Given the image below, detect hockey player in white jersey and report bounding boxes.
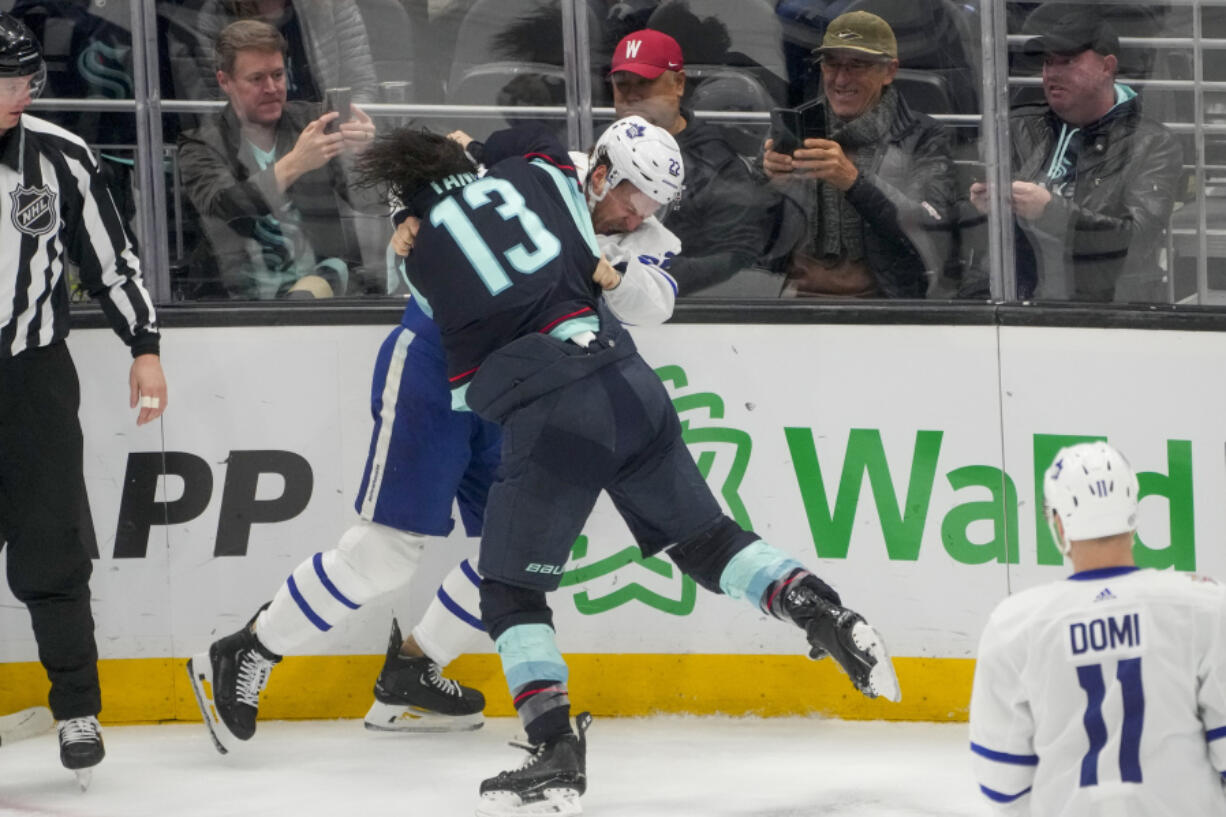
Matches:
[969,441,1226,817]
[361,116,686,732]
[186,118,687,750]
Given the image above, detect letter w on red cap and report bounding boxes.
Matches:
[609,29,684,79]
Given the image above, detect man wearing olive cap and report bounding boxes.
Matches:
[762,10,955,299]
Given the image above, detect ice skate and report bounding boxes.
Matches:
[773,571,901,702]
[364,619,485,733]
[476,712,592,817]
[0,706,53,746]
[58,715,103,789]
[186,612,282,754]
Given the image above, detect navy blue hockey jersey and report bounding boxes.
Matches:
[404,147,603,405]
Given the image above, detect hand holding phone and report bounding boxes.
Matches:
[323,87,352,134]
[798,100,827,143]
[769,107,804,155]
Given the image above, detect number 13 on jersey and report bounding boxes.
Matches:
[430,177,562,295]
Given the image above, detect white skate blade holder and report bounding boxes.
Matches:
[74,768,92,792]
[364,700,484,734]
[186,654,240,755]
[0,706,54,745]
[852,621,902,703]
[476,788,583,817]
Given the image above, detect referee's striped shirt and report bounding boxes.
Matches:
[0,114,159,360]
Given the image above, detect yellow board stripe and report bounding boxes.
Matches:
[0,655,974,724]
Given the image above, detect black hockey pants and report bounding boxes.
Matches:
[0,342,100,720]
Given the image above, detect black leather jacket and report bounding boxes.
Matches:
[664,109,775,295]
[961,96,1183,302]
[1011,97,1183,302]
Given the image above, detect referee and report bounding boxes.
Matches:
[0,12,167,781]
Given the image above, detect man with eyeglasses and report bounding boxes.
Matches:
[963,11,1182,303]
[762,11,954,299]
[0,11,166,786]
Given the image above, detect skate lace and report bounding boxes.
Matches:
[425,662,462,698]
[498,739,547,775]
[236,651,276,707]
[58,717,99,745]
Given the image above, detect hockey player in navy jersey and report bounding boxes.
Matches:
[970,441,1226,816]
[352,126,899,816]
[185,118,689,752]
[361,118,685,732]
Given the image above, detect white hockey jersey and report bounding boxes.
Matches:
[969,566,1226,817]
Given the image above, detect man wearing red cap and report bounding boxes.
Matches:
[608,29,774,296]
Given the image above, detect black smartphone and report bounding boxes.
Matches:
[769,107,804,154]
[323,87,352,133]
[798,99,826,142]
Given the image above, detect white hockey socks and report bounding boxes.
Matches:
[411,557,486,667]
[256,520,428,656]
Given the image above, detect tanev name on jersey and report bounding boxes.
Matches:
[1069,612,1141,657]
[430,173,477,195]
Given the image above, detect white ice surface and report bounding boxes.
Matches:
[0,717,990,817]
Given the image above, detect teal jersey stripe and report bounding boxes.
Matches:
[450,381,470,412]
[407,277,434,319]
[719,540,802,603]
[496,623,570,689]
[530,158,600,258]
[548,315,602,343]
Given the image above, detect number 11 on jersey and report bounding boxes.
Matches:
[1077,657,1145,786]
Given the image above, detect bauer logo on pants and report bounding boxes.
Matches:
[10,184,57,236]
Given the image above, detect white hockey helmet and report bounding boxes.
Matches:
[1043,441,1139,556]
[591,115,685,207]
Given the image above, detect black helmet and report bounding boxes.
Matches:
[0,13,46,97]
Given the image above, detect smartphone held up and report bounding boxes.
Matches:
[769,100,826,155]
[324,86,352,134]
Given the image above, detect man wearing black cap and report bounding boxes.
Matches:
[964,11,1182,302]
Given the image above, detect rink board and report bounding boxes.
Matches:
[0,322,1221,723]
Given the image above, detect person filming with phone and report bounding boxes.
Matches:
[178,20,378,299]
[762,11,953,299]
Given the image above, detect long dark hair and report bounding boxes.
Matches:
[352,127,476,208]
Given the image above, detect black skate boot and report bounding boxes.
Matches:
[767,569,901,703]
[58,715,104,790]
[477,712,592,817]
[363,618,485,733]
[186,606,282,754]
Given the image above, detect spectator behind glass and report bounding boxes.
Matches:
[609,28,775,296]
[164,0,377,104]
[961,11,1183,303]
[177,19,378,299]
[762,11,954,299]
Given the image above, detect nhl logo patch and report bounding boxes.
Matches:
[10,184,58,237]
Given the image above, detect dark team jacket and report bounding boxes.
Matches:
[177,101,363,297]
[403,129,630,417]
[664,109,774,295]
